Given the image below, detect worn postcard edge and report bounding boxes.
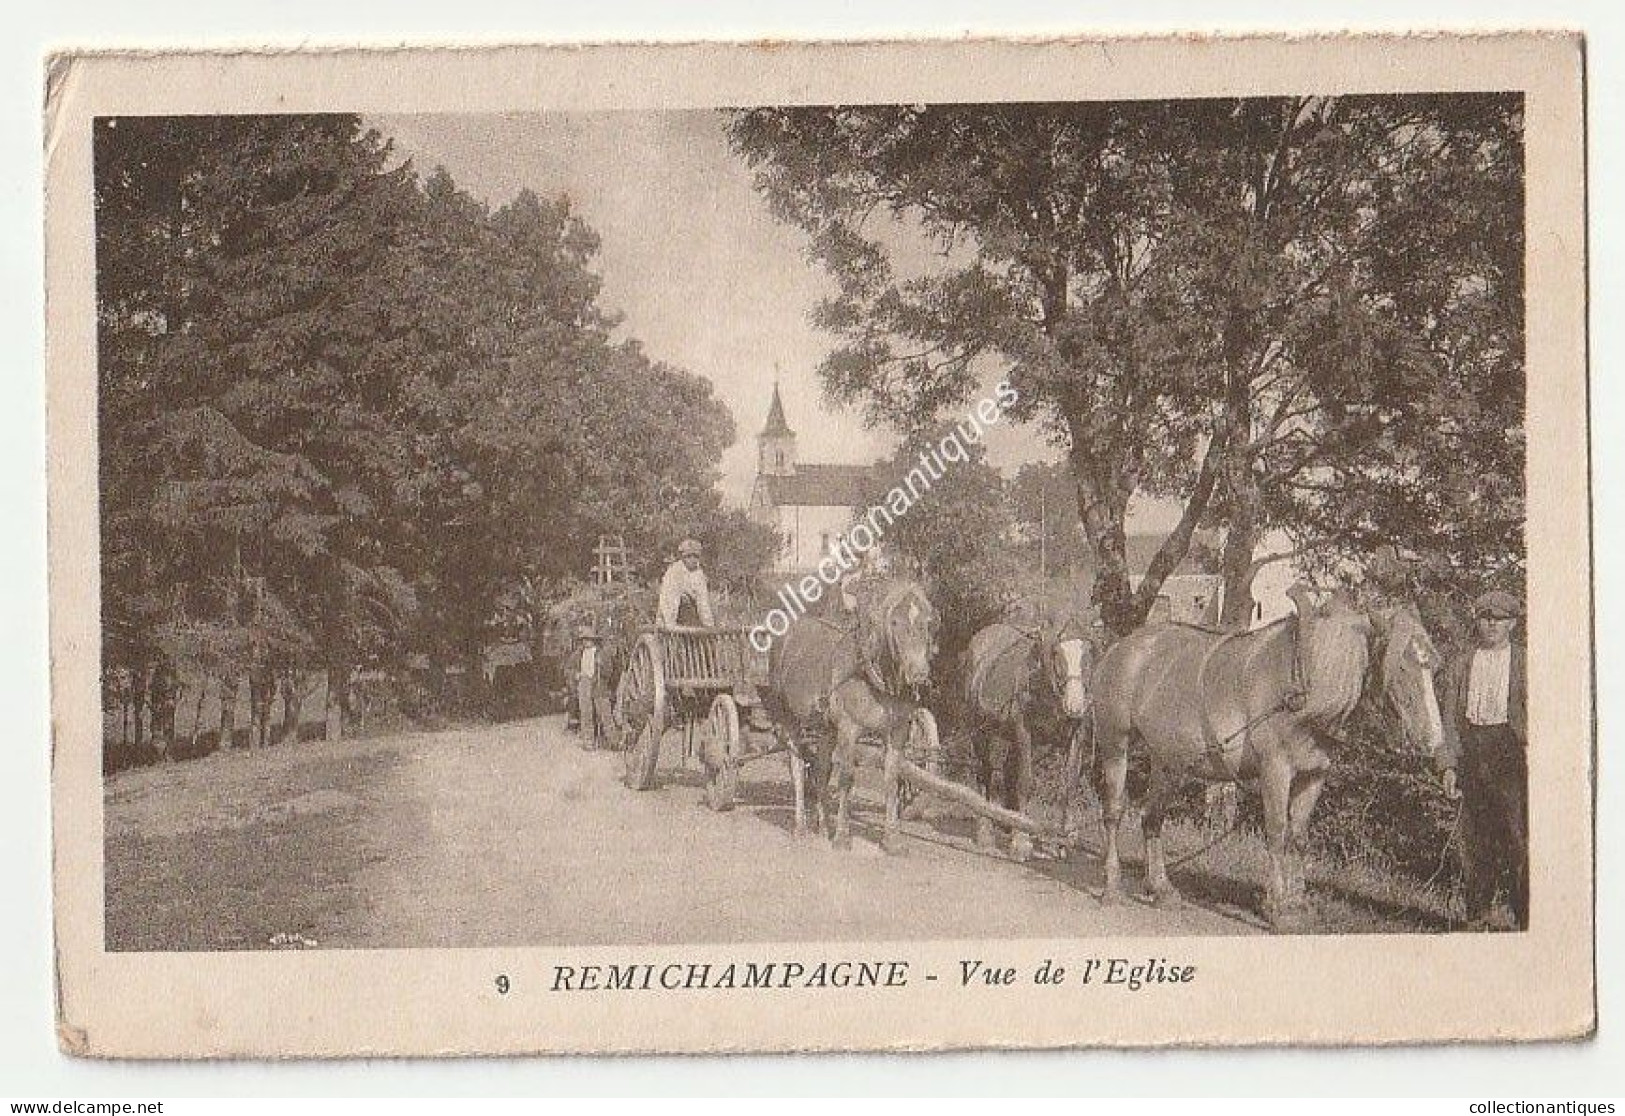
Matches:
[43,32,1594,1058]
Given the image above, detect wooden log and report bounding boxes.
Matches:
[736,736,788,762]
[894,755,1068,843]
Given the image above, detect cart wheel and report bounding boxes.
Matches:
[704,694,741,812]
[619,635,666,791]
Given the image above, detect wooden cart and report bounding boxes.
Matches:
[612,626,780,811]
[612,625,1069,856]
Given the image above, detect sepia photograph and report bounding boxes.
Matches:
[45,34,1592,1056]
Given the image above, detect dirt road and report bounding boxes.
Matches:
[105,716,1259,950]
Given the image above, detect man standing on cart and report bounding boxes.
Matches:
[658,537,715,629]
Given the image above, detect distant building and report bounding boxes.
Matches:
[1111,533,1295,630]
[748,383,880,573]
[1136,572,1226,627]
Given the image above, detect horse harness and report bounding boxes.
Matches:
[802,610,895,705]
[1193,618,1308,780]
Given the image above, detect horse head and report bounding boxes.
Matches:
[1371,603,1446,758]
[864,579,939,692]
[1038,611,1094,720]
[1290,584,1445,756]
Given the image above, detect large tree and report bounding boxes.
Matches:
[96,115,769,750]
[1145,96,1524,625]
[730,104,1224,634]
[861,426,1022,660]
[96,115,423,731]
[1258,98,1526,623]
[729,98,1524,634]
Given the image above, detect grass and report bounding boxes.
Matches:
[1154,815,1459,933]
[104,739,407,951]
[992,745,1464,934]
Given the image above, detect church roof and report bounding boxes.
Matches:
[760,382,794,437]
[759,462,878,508]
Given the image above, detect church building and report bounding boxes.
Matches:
[747,384,878,574]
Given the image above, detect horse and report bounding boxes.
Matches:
[762,577,939,850]
[962,611,1095,859]
[1090,584,1444,930]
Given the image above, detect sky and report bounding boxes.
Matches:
[368,110,1064,506]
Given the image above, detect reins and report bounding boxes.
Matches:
[1194,616,1317,778]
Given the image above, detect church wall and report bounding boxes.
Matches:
[776,503,860,573]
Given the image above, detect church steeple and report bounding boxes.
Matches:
[762,381,792,437]
[757,379,797,477]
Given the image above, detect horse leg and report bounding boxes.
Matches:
[1097,736,1130,906]
[1141,765,1187,910]
[1062,714,1090,844]
[812,727,838,844]
[973,722,998,851]
[881,721,907,856]
[1285,769,1326,918]
[786,728,809,838]
[807,722,835,840]
[1260,760,1298,931]
[830,716,860,851]
[1005,714,1035,862]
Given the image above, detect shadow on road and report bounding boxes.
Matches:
[727,764,1268,932]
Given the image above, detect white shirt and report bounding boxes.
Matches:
[658,561,715,627]
[577,645,598,681]
[1465,645,1513,726]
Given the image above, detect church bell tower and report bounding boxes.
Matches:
[757,381,797,477]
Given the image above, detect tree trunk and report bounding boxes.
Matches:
[187,679,208,756]
[129,665,149,762]
[279,670,304,744]
[150,669,177,760]
[1220,455,1263,629]
[218,675,239,751]
[324,664,348,742]
[1218,338,1261,631]
[1067,430,1139,636]
[1077,477,1137,636]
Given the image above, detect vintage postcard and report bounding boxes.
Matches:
[46,33,1592,1057]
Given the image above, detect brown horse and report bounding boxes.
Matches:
[1091,586,1444,930]
[962,612,1095,859]
[762,578,939,850]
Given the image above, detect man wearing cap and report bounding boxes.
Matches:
[1437,589,1528,930]
[658,538,715,629]
[574,626,604,744]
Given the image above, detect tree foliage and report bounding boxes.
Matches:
[861,427,1022,661]
[96,114,767,750]
[729,97,1524,634]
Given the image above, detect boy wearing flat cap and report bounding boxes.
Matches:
[1437,589,1528,930]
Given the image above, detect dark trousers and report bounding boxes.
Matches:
[1459,723,1528,929]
